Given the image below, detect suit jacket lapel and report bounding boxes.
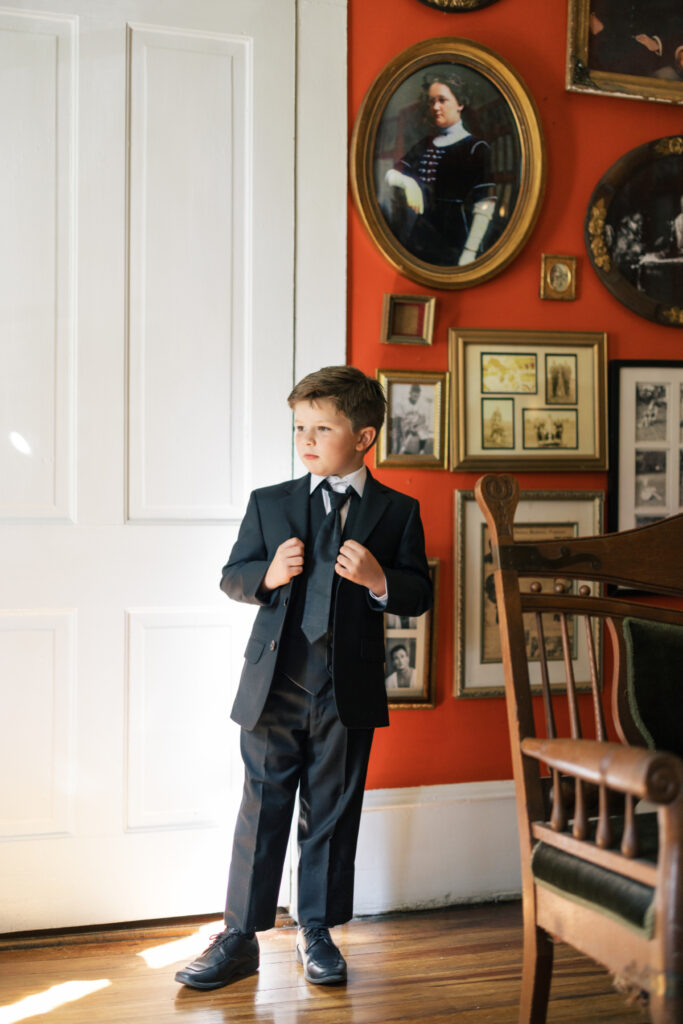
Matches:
[348,470,391,546]
[281,474,310,542]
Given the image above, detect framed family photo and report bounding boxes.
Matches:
[586,136,683,328]
[566,0,683,106]
[376,369,449,469]
[385,558,440,709]
[454,489,604,697]
[380,293,436,345]
[448,329,608,470]
[608,359,683,532]
[350,37,545,290]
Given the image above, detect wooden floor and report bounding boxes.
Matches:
[0,902,648,1024]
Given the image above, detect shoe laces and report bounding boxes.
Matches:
[304,926,332,948]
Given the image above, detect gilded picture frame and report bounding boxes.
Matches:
[566,0,683,106]
[385,558,440,709]
[454,489,604,697]
[415,0,501,9]
[586,136,683,329]
[380,293,436,345]
[448,329,608,470]
[540,253,577,301]
[608,359,683,533]
[376,369,449,469]
[350,37,546,290]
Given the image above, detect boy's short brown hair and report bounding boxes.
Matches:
[288,365,386,435]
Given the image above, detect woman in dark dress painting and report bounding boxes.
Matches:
[385,70,496,266]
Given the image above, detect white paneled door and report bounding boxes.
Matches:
[0,0,297,931]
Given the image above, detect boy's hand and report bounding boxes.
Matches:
[262,538,304,591]
[335,540,386,595]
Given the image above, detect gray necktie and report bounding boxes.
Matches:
[301,482,350,644]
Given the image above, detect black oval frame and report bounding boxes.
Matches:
[585,136,683,328]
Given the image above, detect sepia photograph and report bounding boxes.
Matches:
[522,409,578,450]
[481,398,514,449]
[384,558,440,708]
[481,353,536,394]
[545,354,578,405]
[540,254,577,301]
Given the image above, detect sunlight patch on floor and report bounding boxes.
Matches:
[0,979,111,1024]
[137,920,222,969]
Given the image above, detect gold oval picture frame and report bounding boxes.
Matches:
[350,38,546,290]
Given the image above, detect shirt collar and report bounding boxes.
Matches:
[309,463,367,498]
[433,120,470,147]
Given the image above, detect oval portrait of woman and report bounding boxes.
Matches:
[350,40,545,289]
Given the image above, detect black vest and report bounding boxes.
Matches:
[276,484,359,694]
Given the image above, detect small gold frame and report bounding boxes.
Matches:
[376,369,449,469]
[540,254,577,301]
[380,293,436,345]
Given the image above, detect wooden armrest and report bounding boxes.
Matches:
[520,737,682,804]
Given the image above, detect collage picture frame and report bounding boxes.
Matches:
[608,359,683,532]
[384,558,440,709]
[448,328,608,471]
[454,489,604,698]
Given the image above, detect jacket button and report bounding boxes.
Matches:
[269,640,277,651]
[283,597,288,606]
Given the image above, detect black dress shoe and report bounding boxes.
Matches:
[296,926,347,985]
[175,928,259,990]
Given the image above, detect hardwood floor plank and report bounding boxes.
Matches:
[0,904,648,1024]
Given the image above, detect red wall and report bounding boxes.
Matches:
[348,0,683,790]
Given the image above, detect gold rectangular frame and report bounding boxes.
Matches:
[376,369,449,469]
[566,0,683,106]
[540,253,577,301]
[385,558,440,710]
[448,329,608,471]
[454,488,604,698]
[380,293,436,345]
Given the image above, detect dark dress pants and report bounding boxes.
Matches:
[224,672,374,932]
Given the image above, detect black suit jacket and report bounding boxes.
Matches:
[221,470,432,730]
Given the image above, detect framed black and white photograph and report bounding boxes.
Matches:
[385,558,439,709]
[380,293,436,345]
[608,360,683,531]
[454,490,604,697]
[376,369,448,469]
[448,329,608,470]
[586,136,683,328]
[567,0,683,106]
[350,37,545,290]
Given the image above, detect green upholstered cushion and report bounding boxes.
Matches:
[532,840,655,937]
[623,617,683,758]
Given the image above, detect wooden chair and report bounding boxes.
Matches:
[475,474,683,1024]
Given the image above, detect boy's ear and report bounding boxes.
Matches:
[356,426,377,452]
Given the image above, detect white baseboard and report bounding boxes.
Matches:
[353,780,521,916]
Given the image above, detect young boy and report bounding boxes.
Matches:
[175,365,432,990]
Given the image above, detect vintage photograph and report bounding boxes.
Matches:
[586,136,683,328]
[481,398,514,449]
[635,382,669,441]
[540,254,577,301]
[376,369,448,469]
[455,489,604,697]
[380,293,435,345]
[449,329,607,471]
[546,354,578,404]
[384,558,439,708]
[350,38,545,289]
[608,360,683,531]
[481,353,536,393]
[567,0,683,105]
[635,449,667,507]
[481,522,577,665]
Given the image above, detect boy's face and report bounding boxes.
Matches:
[293,398,375,478]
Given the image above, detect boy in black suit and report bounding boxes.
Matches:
[176,366,432,990]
